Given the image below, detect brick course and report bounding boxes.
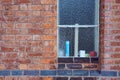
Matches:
[0,0,120,79]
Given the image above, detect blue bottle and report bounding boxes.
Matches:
[66,41,70,57]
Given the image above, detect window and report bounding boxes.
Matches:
[58,0,99,57]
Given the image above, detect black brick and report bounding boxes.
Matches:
[58,64,65,69]
[84,77,97,80]
[67,64,82,69]
[54,77,68,80]
[58,58,73,63]
[70,77,82,80]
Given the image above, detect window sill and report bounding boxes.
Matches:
[58,57,99,63]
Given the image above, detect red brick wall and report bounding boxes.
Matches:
[0,0,120,80]
[100,0,120,71]
[0,0,57,70]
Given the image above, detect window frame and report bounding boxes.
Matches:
[57,0,100,58]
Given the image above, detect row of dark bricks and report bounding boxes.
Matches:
[0,70,119,77]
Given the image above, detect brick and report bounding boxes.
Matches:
[41,35,56,40]
[1,0,14,4]
[28,77,42,80]
[28,5,44,10]
[0,70,10,76]
[19,29,28,34]
[70,77,82,80]
[20,64,28,70]
[3,41,19,47]
[0,5,5,10]
[84,63,99,70]
[16,58,31,64]
[73,70,89,76]
[16,0,31,4]
[110,17,120,23]
[32,11,41,16]
[1,47,15,52]
[67,64,82,69]
[18,17,28,22]
[41,46,55,52]
[49,64,56,70]
[2,11,15,17]
[58,64,65,69]
[28,29,43,34]
[90,70,100,76]
[5,5,19,10]
[44,29,57,35]
[24,70,39,76]
[2,59,15,63]
[74,58,90,63]
[5,52,18,58]
[28,64,44,70]
[0,64,5,70]
[41,70,56,76]
[100,3,109,11]
[28,41,42,46]
[20,4,28,10]
[18,46,32,52]
[16,11,31,17]
[0,29,5,34]
[41,11,56,17]
[0,77,4,80]
[101,71,117,76]
[28,52,42,57]
[57,70,72,76]
[12,70,22,76]
[111,4,120,10]
[6,29,19,34]
[16,35,32,40]
[43,77,53,80]
[54,77,68,80]
[16,23,33,29]
[2,22,14,28]
[6,63,19,69]
[116,0,120,3]
[1,35,15,40]
[58,58,73,63]
[84,77,97,80]
[41,58,56,64]
[41,23,54,29]
[41,0,55,4]
[32,0,41,4]
[110,65,120,70]
[111,42,120,46]
[19,76,27,80]
[5,76,19,80]
[28,17,44,23]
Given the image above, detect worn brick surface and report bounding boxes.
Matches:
[0,0,120,79]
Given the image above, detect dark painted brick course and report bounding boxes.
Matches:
[101,71,117,76]
[57,70,72,76]
[24,70,39,76]
[84,77,97,80]
[90,70,100,76]
[91,58,99,63]
[67,64,82,69]
[41,70,56,76]
[58,58,73,63]
[54,77,68,80]
[74,58,90,63]
[73,70,89,76]
[0,70,10,76]
[70,77,82,80]
[12,70,22,76]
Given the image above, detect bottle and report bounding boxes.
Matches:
[66,41,70,57]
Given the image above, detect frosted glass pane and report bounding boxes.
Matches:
[78,28,95,53]
[59,0,95,25]
[58,28,75,56]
